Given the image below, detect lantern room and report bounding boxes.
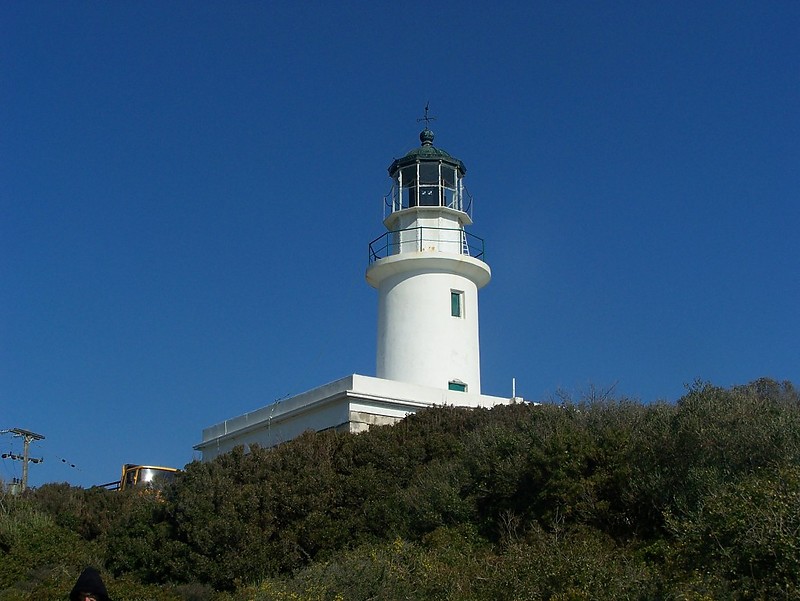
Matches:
[386,128,470,214]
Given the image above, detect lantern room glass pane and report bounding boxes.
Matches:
[401,165,417,186]
[419,163,438,183]
[401,165,417,207]
[418,163,440,206]
[441,165,457,208]
[441,165,455,187]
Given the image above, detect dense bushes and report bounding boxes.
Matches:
[1,378,798,600]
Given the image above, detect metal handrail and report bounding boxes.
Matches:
[368,226,485,264]
[382,184,474,219]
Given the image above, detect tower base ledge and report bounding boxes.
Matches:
[366,252,491,289]
[194,374,514,461]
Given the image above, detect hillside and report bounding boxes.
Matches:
[1,378,798,600]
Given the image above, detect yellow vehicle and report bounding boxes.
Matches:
[117,464,179,491]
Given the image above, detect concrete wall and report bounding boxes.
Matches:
[195,374,513,461]
[367,253,490,394]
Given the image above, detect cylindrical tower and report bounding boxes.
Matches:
[366,128,491,394]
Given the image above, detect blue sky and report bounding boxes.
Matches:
[2,2,798,488]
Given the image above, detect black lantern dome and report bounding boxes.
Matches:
[387,129,468,211]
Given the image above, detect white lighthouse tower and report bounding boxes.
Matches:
[196,121,514,462]
[367,125,491,394]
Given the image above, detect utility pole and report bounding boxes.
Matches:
[1,428,44,492]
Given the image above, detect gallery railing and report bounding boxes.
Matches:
[368,226,485,264]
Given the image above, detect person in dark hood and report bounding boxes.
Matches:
[69,567,110,601]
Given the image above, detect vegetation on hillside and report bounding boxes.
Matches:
[1,378,798,600]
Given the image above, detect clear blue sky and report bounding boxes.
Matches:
[2,2,798,488]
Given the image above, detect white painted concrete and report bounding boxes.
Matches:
[195,374,513,461]
[367,194,491,394]
[367,252,490,393]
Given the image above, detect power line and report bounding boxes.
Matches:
[1,428,45,492]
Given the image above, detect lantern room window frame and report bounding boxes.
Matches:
[393,160,464,212]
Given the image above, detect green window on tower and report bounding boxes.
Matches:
[448,381,467,392]
[451,290,463,317]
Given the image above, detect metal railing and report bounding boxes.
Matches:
[368,226,485,264]
[382,184,474,219]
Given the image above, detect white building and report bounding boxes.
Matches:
[195,126,516,461]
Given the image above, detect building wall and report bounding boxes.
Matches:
[376,269,481,392]
[368,253,490,394]
[195,374,514,461]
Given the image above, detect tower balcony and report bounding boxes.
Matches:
[368,226,485,264]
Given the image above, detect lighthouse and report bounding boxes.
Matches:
[367,126,491,394]
[196,121,513,462]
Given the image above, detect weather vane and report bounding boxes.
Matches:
[417,102,436,129]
